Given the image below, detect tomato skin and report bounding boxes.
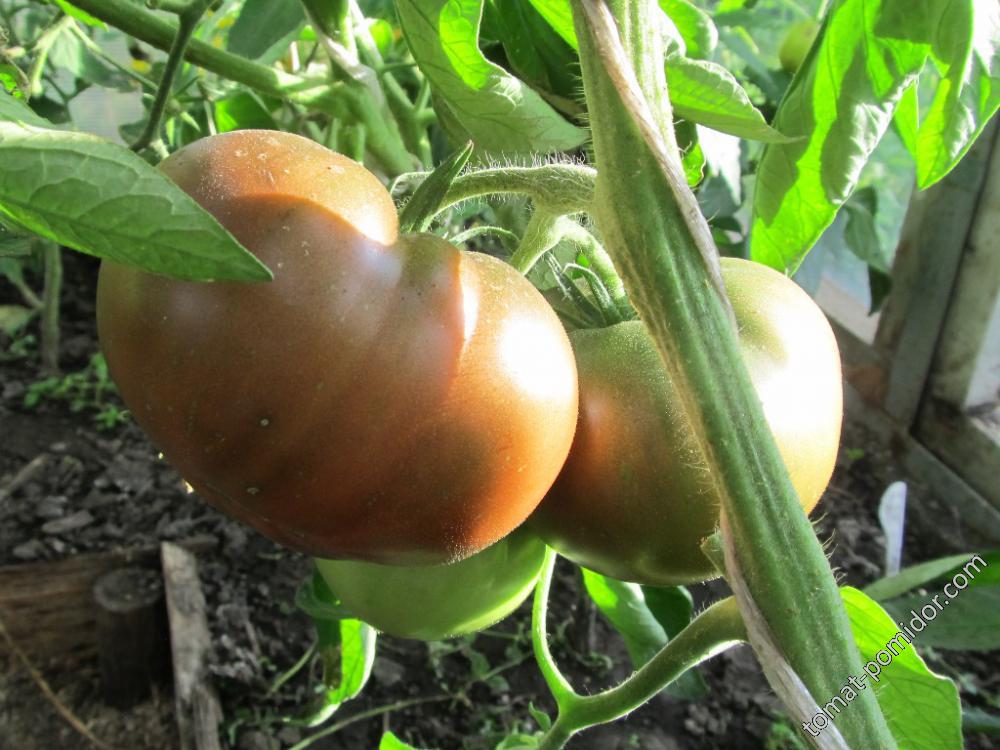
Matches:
[314,529,547,640]
[96,130,578,565]
[529,258,843,585]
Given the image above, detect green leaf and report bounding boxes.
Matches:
[300,0,349,38]
[642,584,708,699]
[841,587,962,750]
[867,552,1000,651]
[397,0,586,155]
[716,26,788,103]
[305,572,377,709]
[0,120,271,282]
[676,119,705,186]
[666,55,792,142]
[659,0,717,59]
[582,568,668,667]
[527,702,551,731]
[379,732,430,750]
[316,616,377,702]
[751,0,941,272]
[752,0,976,271]
[0,65,26,100]
[213,92,277,133]
[50,0,106,28]
[495,734,540,750]
[865,552,1000,601]
[914,0,1000,188]
[842,187,890,274]
[50,28,132,92]
[484,0,579,103]
[525,0,576,49]
[228,0,305,63]
[715,0,750,11]
[893,80,920,162]
[751,0,937,273]
[295,570,357,621]
[399,142,473,233]
[0,90,53,129]
[881,588,1000,651]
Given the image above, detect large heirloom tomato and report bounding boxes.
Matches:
[96,130,578,565]
[315,529,547,640]
[530,258,842,585]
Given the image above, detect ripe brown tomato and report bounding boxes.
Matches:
[96,130,578,565]
[529,258,843,585]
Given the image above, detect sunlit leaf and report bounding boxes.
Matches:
[751,0,937,272]
[842,587,962,750]
[0,111,270,282]
[398,0,585,154]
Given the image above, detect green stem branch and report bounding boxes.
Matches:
[556,218,627,311]
[571,1,894,747]
[531,549,579,710]
[510,210,563,275]
[288,695,450,750]
[440,165,596,216]
[536,597,746,750]
[130,0,211,153]
[67,0,414,175]
[26,14,73,99]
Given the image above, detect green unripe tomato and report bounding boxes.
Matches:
[314,530,547,640]
[779,19,820,73]
[529,258,843,586]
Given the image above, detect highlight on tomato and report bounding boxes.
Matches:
[96,130,579,566]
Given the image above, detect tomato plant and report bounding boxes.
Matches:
[95,129,578,566]
[2,0,995,748]
[530,258,843,585]
[314,528,547,640]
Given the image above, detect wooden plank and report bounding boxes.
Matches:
[0,536,215,665]
[94,566,170,708]
[928,119,1000,410]
[831,318,890,407]
[917,399,1000,511]
[844,386,1000,548]
[0,546,160,665]
[874,120,998,427]
[162,541,222,750]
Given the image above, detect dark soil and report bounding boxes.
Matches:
[0,252,996,750]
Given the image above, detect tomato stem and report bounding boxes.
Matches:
[129,0,213,155]
[67,0,416,176]
[535,597,746,749]
[287,695,452,750]
[531,549,579,711]
[555,220,627,311]
[572,1,896,747]
[440,164,596,216]
[510,210,564,275]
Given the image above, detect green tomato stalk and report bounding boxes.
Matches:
[570,0,895,747]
